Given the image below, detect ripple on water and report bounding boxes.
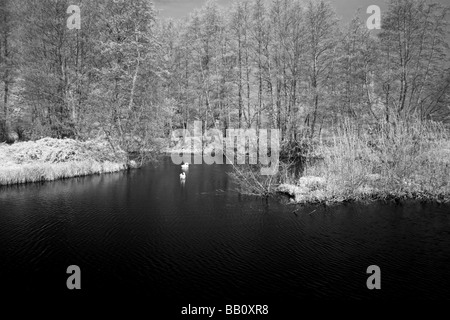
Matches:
[1,159,450,300]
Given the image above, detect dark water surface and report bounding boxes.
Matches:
[1,157,450,307]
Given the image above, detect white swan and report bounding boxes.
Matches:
[180,172,186,179]
[181,162,189,169]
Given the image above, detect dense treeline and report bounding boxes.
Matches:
[0,0,172,160]
[168,0,450,138]
[1,0,449,152]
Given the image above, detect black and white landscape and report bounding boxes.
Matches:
[0,0,449,315]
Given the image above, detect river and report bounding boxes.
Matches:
[1,156,449,306]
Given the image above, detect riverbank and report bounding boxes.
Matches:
[278,120,450,204]
[0,138,129,186]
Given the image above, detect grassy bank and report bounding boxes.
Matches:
[0,138,129,186]
[278,119,450,204]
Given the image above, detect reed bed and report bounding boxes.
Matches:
[0,138,128,186]
[279,119,450,204]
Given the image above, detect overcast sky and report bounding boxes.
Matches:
[153,0,450,27]
[153,0,387,23]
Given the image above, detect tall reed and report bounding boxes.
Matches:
[302,118,450,202]
[0,138,129,186]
